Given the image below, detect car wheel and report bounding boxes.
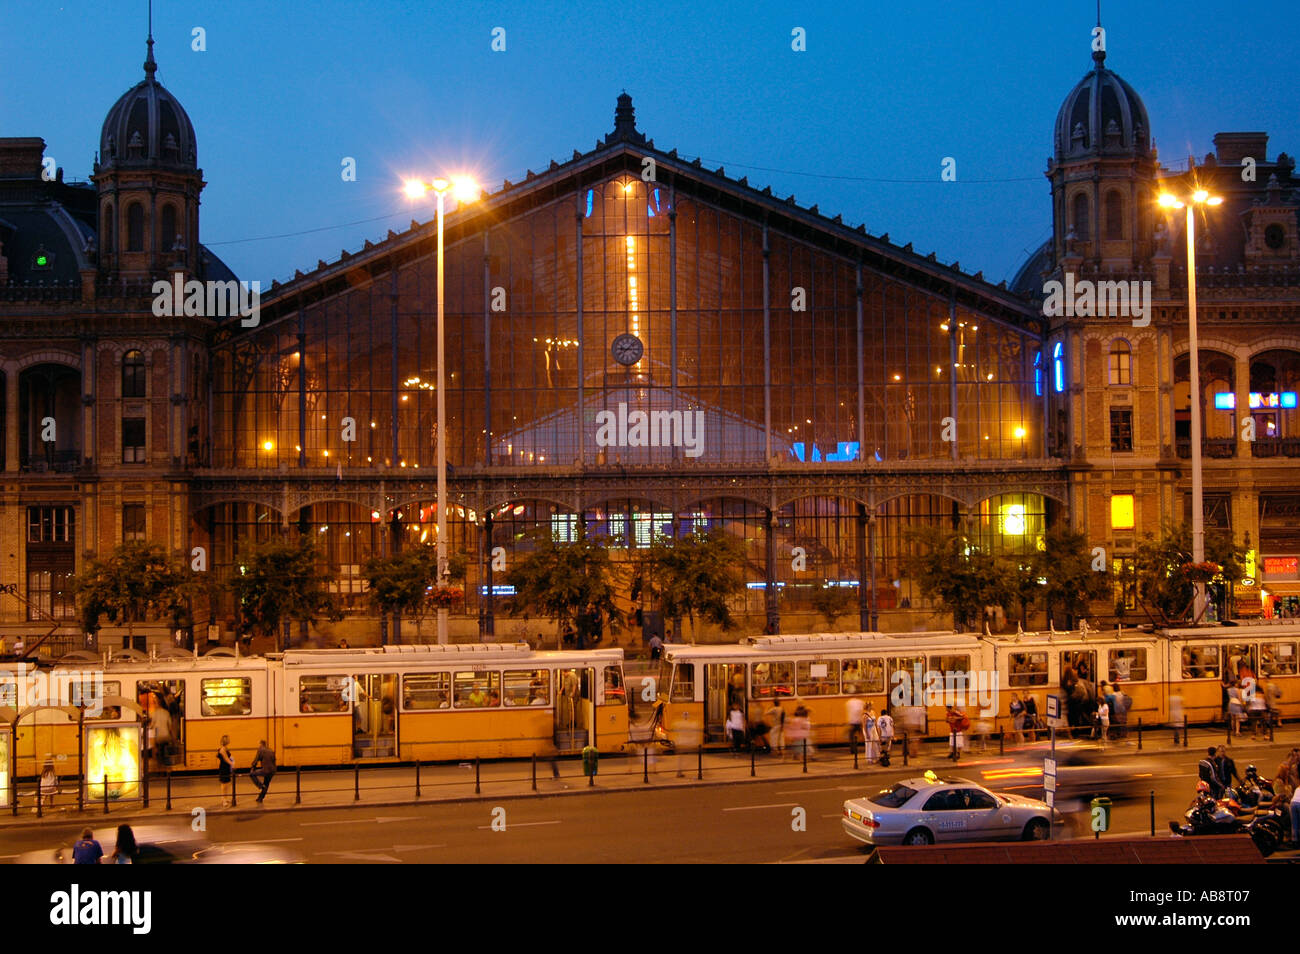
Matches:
[1022,818,1050,841]
[902,827,934,846]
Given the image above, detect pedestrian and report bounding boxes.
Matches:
[725,704,747,752]
[111,825,136,864]
[945,705,969,761]
[787,704,813,761]
[37,760,59,812]
[1215,745,1242,792]
[1169,692,1185,745]
[1111,682,1129,740]
[217,735,235,807]
[846,695,865,748]
[1009,692,1025,746]
[72,827,103,864]
[1022,694,1038,743]
[1247,681,1268,739]
[764,696,786,757]
[877,709,895,762]
[1227,684,1244,737]
[250,739,276,803]
[647,632,664,661]
[862,705,881,765]
[338,639,349,649]
[1096,696,1110,750]
[1198,746,1222,798]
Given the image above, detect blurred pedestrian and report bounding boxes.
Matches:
[1215,745,1241,792]
[1022,694,1039,743]
[726,704,747,752]
[1009,692,1025,746]
[764,696,786,756]
[111,825,136,864]
[38,761,59,812]
[877,709,895,761]
[217,735,235,807]
[1111,682,1129,740]
[1096,695,1110,750]
[945,705,969,761]
[1248,681,1268,739]
[787,704,813,761]
[1198,747,1223,799]
[1169,692,1186,745]
[72,828,102,865]
[647,632,664,661]
[1227,684,1244,737]
[846,695,865,748]
[250,739,276,803]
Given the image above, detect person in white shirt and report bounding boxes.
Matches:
[725,705,747,752]
[1096,699,1109,750]
[862,706,881,764]
[877,710,895,758]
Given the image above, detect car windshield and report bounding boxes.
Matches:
[867,783,918,808]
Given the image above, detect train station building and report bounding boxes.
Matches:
[1,33,1297,646]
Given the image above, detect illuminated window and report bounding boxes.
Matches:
[1214,392,1236,410]
[1000,503,1027,535]
[1110,494,1135,531]
[1033,349,1042,396]
[1053,342,1065,393]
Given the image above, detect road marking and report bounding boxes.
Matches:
[722,802,800,812]
[297,817,417,827]
[773,786,851,794]
[393,844,445,851]
[475,820,561,829]
[222,838,304,846]
[315,850,403,862]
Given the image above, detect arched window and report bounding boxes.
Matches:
[1033,349,1043,396]
[122,350,145,398]
[1072,193,1090,241]
[1053,342,1066,393]
[1109,339,1131,385]
[1105,191,1124,240]
[126,202,144,252]
[160,204,177,255]
[102,203,114,254]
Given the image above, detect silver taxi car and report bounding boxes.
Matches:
[842,772,1056,846]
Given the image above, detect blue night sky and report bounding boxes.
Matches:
[2,0,1296,288]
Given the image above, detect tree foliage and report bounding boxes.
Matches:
[503,529,623,648]
[363,544,440,621]
[1132,523,1244,625]
[73,542,196,635]
[811,582,856,629]
[228,537,342,641]
[905,525,1011,631]
[641,529,747,640]
[1038,526,1111,626]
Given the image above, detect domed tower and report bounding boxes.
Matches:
[92,33,204,279]
[1047,31,1159,273]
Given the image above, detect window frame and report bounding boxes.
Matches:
[199,677,252,717]
[401,672,451,711]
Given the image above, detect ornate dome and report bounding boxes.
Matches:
[98,38,197,170]
[1053,47,1151,161]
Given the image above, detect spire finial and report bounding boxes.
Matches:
[144,0,157,80]
[1091,4,1106,70]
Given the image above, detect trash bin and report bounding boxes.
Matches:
[1090,796,1112,834]
[581,745,599,777]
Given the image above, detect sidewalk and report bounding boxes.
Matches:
[4,723,1293,828]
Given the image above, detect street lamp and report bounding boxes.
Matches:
[404,174,479,644]
[1159,188,1224,622]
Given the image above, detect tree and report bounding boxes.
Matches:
[364,545,471,641]
[811,582,856,630]
[227,537,342,647]
[1038,526,1111,627]
[1132,523,1244,625]
[503,528,623,649]
[73,542,197,643]
[641,529,747,642]
[905,525,1011,631]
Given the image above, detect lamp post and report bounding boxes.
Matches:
[405,175,478,644]
[1159,189,1223,623]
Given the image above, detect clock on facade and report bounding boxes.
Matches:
[611,333,643,366]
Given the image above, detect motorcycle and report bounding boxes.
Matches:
[1169,792,1283,856]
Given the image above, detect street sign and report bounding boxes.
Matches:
[1044,758,1057,776]
[1045,790,1054,808]
[1046,694,1061,720]
[1044,772,1057,793]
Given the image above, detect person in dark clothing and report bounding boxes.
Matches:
[1198,746,1223,798]
[250,740,276,803]
[1215,745,1242,792]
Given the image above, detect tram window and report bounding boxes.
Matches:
[601,665,626,705]
[840,658,884,694]
[503,670,548,706]
[669,663,696,703]
[0,678,15,707]
[1107,649,1147,683]
[797,660,839,696]
[1226,644,1256,680]
[751,661,794,698]
[89,681,121,720]
[200,678,252,716]
[1059,651,1097,684]
[453,671,501,708]
[1181,646,1220,680]
[299,675,350,713]
[929,655,971,679]
[402,673,450,710]
[1260,642,1298,676]
[1008,652,1048,687]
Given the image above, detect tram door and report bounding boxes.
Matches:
[137,679,185,766]
[554,667,594,751]
[351,673,397,758]
[705,663,746,742]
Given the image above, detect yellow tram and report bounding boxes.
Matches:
[5,643,629,778]
[658,624,1300,747]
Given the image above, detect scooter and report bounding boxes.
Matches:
[1169,792,1283,856]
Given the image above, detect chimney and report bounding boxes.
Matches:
[1213,132,1268,166]
[0,137,47,179]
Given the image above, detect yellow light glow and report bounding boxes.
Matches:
[1014,426,1027,439]
[1193,189,1209,203]
[262,440,274,451]
[1001,503,1026,535]
[623,182,634,193]
[1207,196,1224,206]
[1158,194,1183,208]
[404,179,428,199]
[450,176,479,203]
[1111,494,1135,531]
[432,177,449,193]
